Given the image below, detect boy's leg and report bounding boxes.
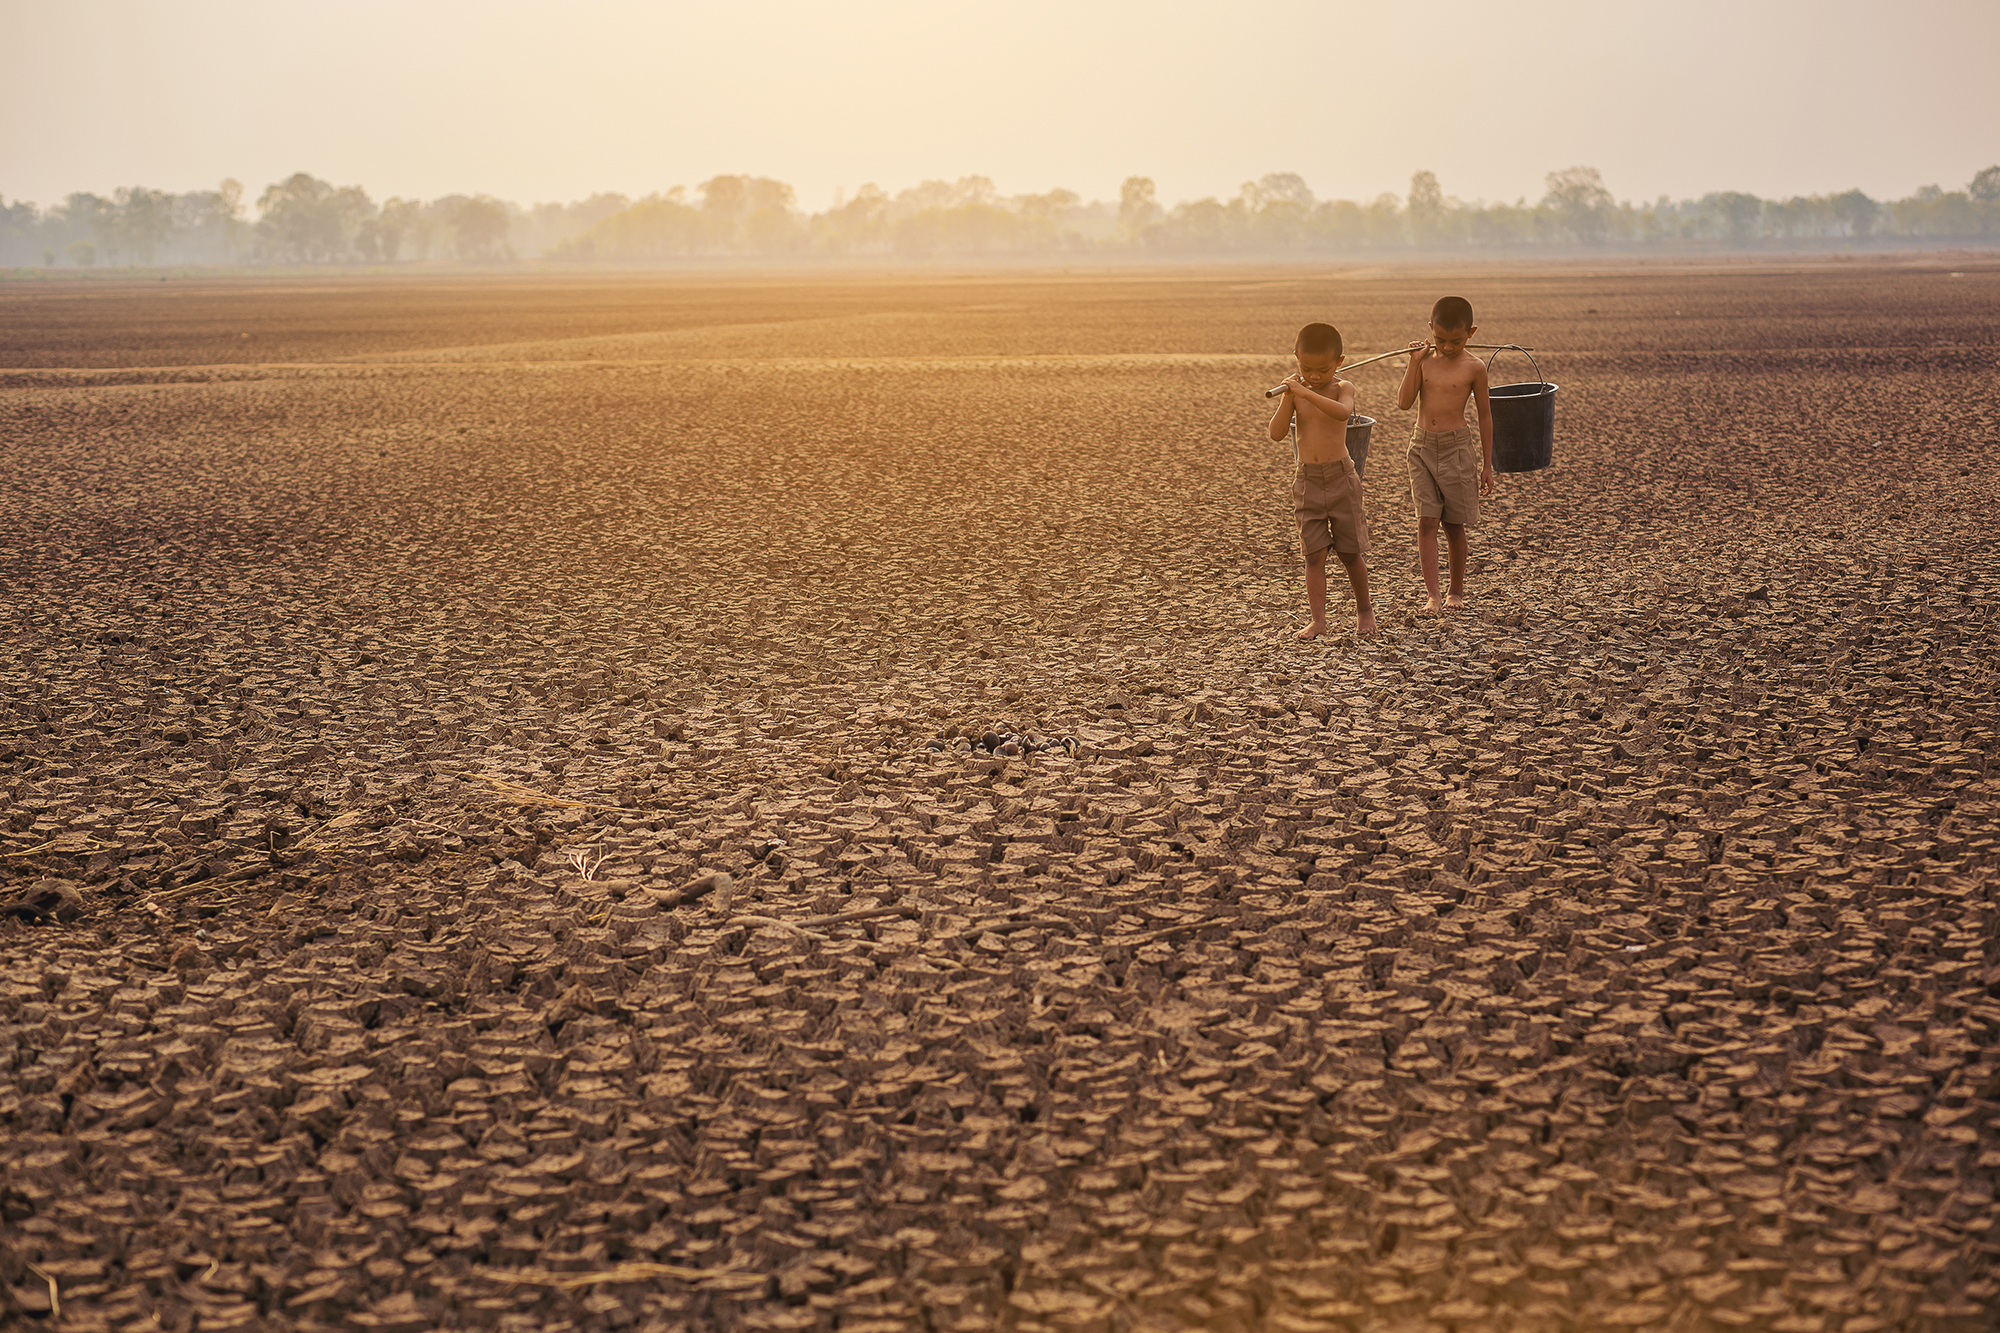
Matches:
[1336,551,1375,637]
[1444,521,1469,608]
[1298,547,1329,639]
[1417,516,1443,613]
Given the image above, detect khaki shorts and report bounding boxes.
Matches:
[1408,425,1481,525]
[1294,458,1369,558]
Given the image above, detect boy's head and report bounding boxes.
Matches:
[1428,296,1476,358]
[1295,322,1343,386]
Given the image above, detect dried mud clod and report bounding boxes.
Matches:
[2,266,1999,1331]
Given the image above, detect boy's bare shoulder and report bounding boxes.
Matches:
[1428,354,1479,383]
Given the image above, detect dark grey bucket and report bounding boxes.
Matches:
[1346,413,1374,476]
[1486,346,1557,473]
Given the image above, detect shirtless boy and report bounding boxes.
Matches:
[1269,322,1375,639]
[1396,296,1496,613]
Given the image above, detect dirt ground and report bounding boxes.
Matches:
[3,258,1999,1332]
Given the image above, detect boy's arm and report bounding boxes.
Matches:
[1473,358,1496,494]
[1268,393,1295,442]
[1395,341,1428,411]
[1288,377,1353,423]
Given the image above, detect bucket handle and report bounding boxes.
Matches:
[1482,342,1547,387]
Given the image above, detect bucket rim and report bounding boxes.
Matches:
[1489,380,1559,394]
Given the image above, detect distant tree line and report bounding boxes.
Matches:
[0,175,627,268]
[3,165,1996,266]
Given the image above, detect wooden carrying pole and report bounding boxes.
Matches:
[1266,343,1533,396]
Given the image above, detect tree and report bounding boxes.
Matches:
[1118,177,1161,238]
[1310,199,1369,248]
[1542,166,1614,244]
[953,176,997,208]
[353,216,387,263]
[520,192,632,258]
[114,187,175,264]
[1892,186,1977,238]
[1363,193,1404,247]
[257,173,330,260]
[894,200,1018,255]
[704,176,789,218]
[812,184,889,254]
[257,173,375,262]
[696,175,798,251]
[1010,189,1081,249]
[1972,166,2000,203]
[1248,173,1313,210]
[219,179,245,257]
[1017,188,1079,223]
[1764,195,1828,240]
[576,193,704,259]
[1240,174,1313,249]
[59,193,117,262]
[169,183,245,263]
[893,180,959,214]
[1713,191,1763,244]
[200,179,247,260]
[1830,189,1878,238]
[377,198,423,262]
[743,200,802,253]
[1153,196,1231,250]
[1465,199,1533,246]
[0,196,40,266]
[572,192,631,226]
[1408,170,1446,244]
[698,175,748,220]
[445,196,512,261]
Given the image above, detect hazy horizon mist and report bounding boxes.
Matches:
[3,0,1995,221]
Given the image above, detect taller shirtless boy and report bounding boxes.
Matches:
[1397,296,1496,613]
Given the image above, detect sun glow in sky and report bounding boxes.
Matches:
[3,0,1995,212]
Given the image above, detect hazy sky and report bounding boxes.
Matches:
[3,0,1995,213]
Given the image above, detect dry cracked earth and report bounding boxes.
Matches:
[2,259,1999,1332]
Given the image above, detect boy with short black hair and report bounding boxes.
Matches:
[1397,296,1495,613]
[1270,321,1375,639]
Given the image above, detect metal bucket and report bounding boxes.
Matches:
[1486,346,1557,473]
[1346,413,1374,476]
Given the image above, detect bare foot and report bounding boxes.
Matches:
[1446,594,1465,611]
[1356,610,1378,637]
[1295,621,1327,641]
[1420,596,1443,616]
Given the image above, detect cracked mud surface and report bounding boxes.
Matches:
[3,260,2000,1331]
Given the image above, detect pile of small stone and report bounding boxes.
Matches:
[927,728,1080,758]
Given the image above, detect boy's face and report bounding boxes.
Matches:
[1294,349,1342,387]
[1429,321,1476,358]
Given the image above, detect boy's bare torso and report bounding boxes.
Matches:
[1413,352,1479,431]
[1293,376,1355,465]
